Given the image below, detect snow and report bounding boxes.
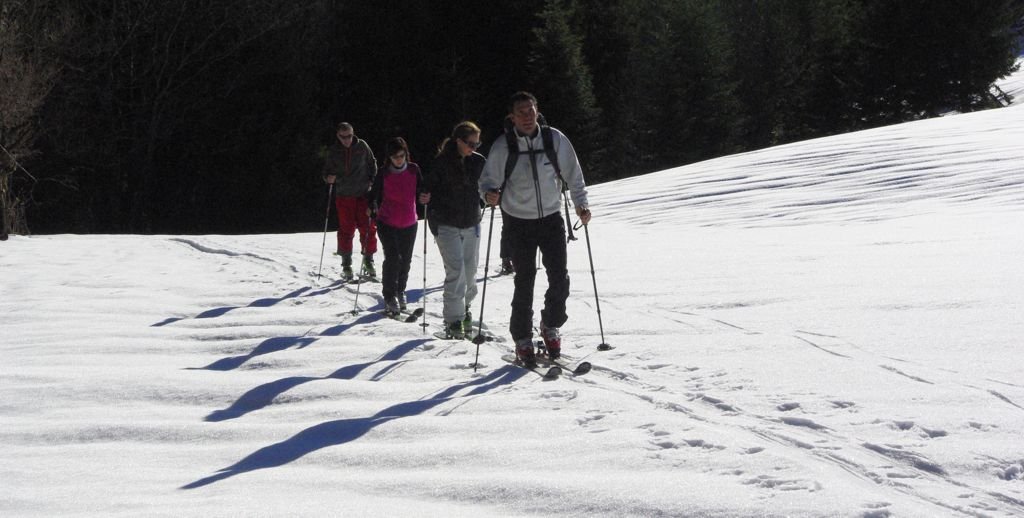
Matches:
[996,57,1024,101]
[4,70,1024,516]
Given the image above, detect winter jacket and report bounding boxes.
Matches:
[368,162,424,229]
[479,126,588,220]
[321,138,377,197]
[425,151,486,231]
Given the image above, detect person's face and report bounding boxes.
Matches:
[337,129,354,147]
[457,133,482,157]
[389,151,407,168]
[511,100,538,136]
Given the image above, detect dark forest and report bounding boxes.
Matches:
[2,0,1021,235]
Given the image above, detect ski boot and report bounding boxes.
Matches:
[384,295,400,317]
[362,254,377,279]
[539,322,561,360]
[443,320,465,340]
[515,338,537,367]
[340,253,354,281]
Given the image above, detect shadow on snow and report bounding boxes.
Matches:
[152,282,348,327]
[182,365,526,489]
[205,338,434,422]
[188,312,384,371]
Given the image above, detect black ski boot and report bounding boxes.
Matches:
[515,339,537,367]
[341,253,354,281]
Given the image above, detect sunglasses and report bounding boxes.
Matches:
[338,134,354,140]
[461,139,482,149]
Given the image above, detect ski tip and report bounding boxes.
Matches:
[543,366,562,379]
[573,362,592,375]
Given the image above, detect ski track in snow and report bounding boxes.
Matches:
[3,63,1024,516]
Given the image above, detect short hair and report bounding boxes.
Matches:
[336,122,354,132]
[385,136,409,158]
[508,91,538,112]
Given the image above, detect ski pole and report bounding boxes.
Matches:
[349,254,366,315]
[562,189,577,243]
[472,206,497,371]
[316,183,335,281]
[421,203,428,333]
[582,222,611,351]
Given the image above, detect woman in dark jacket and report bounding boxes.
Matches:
[425,121,486,339]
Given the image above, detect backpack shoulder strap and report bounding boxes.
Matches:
[501,117,519,191]
[541,125,560,175]
[502,115,567,190]
[537,115,567,191]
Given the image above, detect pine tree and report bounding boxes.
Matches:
[576,1,642,181]
[851,0,1024,125]
[0,0,73,236]
[623,0,740,171]
[526,0,605,180]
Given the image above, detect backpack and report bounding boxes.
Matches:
[499,114,577,241]
[501,114,565,191]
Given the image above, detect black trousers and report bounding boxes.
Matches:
[377,222,417,299]
[499,210,512,260]
[504,212,570,341]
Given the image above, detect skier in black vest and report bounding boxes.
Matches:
[479,91,592,366]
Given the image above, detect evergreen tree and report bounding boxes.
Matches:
[526,0,605,180]
[764,0,863,142]
[626,0,740,171]
[851,0,1024,125]
[9,0,1023,233]
[0,0,71,236]
[577,1,642,181]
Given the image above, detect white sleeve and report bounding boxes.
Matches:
[556,132,589,208]
[480,138,507,196]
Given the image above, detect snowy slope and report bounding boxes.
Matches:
[596,102,1024,227]
[3,81,1024,515]
[996,57,1024,101]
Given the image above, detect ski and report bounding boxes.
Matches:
[432,330,462,341]
[500,354,561,379]
[531,326,613,355]
[533,339,592,375]
[336,273,379,284]
[467,326,501,343]
[384,307,424,323]
[308,270,357,285]
[540,354,591,375]
[432,328,499,342]
[430,323,502,342]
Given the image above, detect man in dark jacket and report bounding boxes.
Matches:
[323,122,378,280]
